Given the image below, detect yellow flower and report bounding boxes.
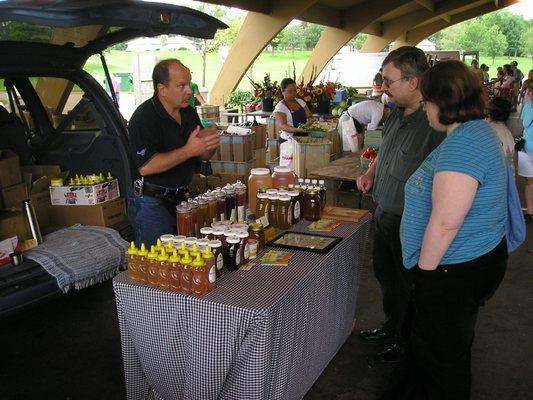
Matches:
[313,87,324,95]
[304,95,312,102]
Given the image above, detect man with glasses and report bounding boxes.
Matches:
[128,59,220,245]
[356,47,445,362]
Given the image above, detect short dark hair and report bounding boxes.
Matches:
[512,60,518,66]
[480,64,487,69]
[152,59,186,91]
[489,97,511,122]
[280,78,296,91]
[420,60,486,125]
[382,46,429,79]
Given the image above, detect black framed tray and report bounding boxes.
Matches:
[267,231,342,254]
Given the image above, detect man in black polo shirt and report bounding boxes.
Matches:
[128,59,219,246]
[356,47,445,362]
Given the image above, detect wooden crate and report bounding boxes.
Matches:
[265,116,278,139]
[253,148,266,168]
[292,137,332,178]
[267,138,279,162]
[326,129,342,157]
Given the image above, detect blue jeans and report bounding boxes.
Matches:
[127,194,176,247]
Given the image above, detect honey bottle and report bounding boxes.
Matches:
[190,244,200,259]
[126,241,140,282]
[157,250,170,290]
[180,252,194,294]
[191,253,209,296]
[177,242,188,258]
[146,245,159,287]
[106,171,114,181]
[168,250,182,292]
[137,243,148,284]
[202,245,216,292]
[164,241,175,256]
[155,238,164,254]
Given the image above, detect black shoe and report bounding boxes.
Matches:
[359,327,392,342]
[524,213,533,223]
[375,344,401,363]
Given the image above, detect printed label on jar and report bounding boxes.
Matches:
[237,205,245,222]
[230,209,236,222]
[216,253,223,270]
[288,205,293,225]
[236,250,241,266]
[294,201,301,219]
[244,243,250,259]
[209,266,216,283]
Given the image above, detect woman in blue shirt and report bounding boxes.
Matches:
[383,60,508,400]
[518,81,533,221]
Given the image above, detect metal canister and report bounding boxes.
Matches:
[22,199,43,244]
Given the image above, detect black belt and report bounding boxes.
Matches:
[143,182,188,202]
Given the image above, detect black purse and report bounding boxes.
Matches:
[515,137,525,152]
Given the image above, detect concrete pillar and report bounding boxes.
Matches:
[209,1,317,106]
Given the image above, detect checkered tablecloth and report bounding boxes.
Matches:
[113,215,371,400]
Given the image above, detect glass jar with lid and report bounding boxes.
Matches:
[234,183,247,222]
[176,201,192,237]
[267,194,279,228]
[256,193,269,218]
[223,184,236,222]
[249,222,265,252]
[288,191,301,224]
[277,195,292,229]
[303,188,321,221]
[272,166,297,188]
[248,168,273,213]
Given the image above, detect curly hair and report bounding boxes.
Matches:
[420,60,486,125]
[280,78,296,91]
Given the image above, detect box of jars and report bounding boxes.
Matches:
[49,173,120,206]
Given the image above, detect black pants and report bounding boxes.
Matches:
[381,239,508,400]
[373,207,413,338]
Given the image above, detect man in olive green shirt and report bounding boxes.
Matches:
[356,47,445,362]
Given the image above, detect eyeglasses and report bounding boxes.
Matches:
[382,76,407,87]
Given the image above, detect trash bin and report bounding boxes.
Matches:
[114,73,133,92]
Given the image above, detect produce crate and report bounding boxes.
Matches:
[363,130,382,151]
[253,148,266,168]
[265,116,278,139]
[251,124,267,149]
[292,137,332,178]
[210,160,254,175]
[325,128,342,156]
[267,138,279,162]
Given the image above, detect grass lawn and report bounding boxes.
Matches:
[477,55,533,78]
[85,49,311,92]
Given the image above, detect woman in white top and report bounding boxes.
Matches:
[273,78,313,143]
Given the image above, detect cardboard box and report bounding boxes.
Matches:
[232,134,253,162]
[1,182,28,209]
[21,165,61,181]
[49,198,126,227]
[219,135,233,161]
[0,210,30,241]
[292,137,332,178]
[251,124,267,149]
[0,150,22,188]
[30,190,52,229]
[49,179,120,206]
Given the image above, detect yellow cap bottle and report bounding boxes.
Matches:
[169,249,180,263]
[137,243,148,257]
[192,253,205,268]
[126,241,138,255]
[180,251,192,265]
[190,244,200,258]
[107,171,114,181]
[98,172,105,183]
[178,242,188,257]
[165,241,175,255]
[147,245,158,260]
[155,238,164,253]
[202,245,214,261]
[157,249,169,262]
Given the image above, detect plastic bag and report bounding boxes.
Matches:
[340,112,359,152]
[279,138,294,170]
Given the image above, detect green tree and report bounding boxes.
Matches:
[278,25,303,56]
[483,25,507,63]
[214,16,243,47]
[438,24,464,50]
[300,23,324,50]
[458,20,488,52]
[524,26,533,67]
[348,33,368,51]
[482,10,526,56]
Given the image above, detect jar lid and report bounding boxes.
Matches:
[307,188,318,195]
[268,194,279,200]
[196,238,209,244]
[250,168,271,175]
[273,166,291,173]
[200,227,213,234]
[160,234,174,242]
[212,228,226,235]
[257,193,268,199]
[288,191,300,197]
[176,201,191,212]
[266,188,278,194]
[236,231,249,238]
[226,236,240,244]
[172,235,186,242]
[208,239,222,248]
[279,195,291,201]
[224,230,237,237]
[185,237,197,243]
[232,223,248,230]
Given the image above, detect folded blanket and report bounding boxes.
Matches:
[25,225,129,293]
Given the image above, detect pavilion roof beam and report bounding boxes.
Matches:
[297,4,342,29]
[209,1,317,105]
[297,0,413,83]
[194,0,272,14]
[405,0,516,44]
[415,0,435,12]
[360,0,485,53]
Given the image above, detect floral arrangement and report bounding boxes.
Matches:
[312,81,336,102]
[248,74,281,101]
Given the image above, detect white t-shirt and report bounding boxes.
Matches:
[274,98,308,140]
[347,100,384,130]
